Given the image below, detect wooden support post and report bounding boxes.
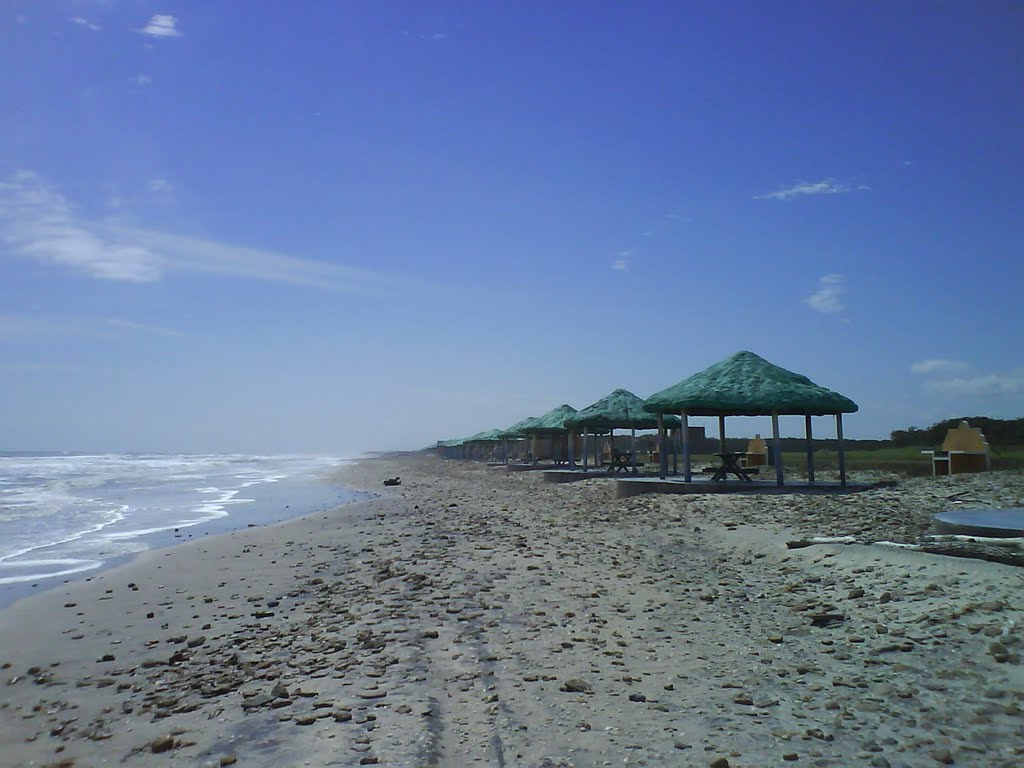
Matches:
[582,430,589,472]
[836,413,847,487]
[657,413,667,479]
[772,411,784,487]
[719,414,727,454]
[671,428,678,475]
[567,430,575,468]
[681,411,691,482]
[630,427,637,474]
[805,415,814,484]
[503,437,509,466]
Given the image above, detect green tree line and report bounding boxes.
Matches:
[890,417,1024,447]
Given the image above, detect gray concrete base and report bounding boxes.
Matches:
[616,477,891,499]
[933,508,1024,538]
[542,469,624,483]
[501,463,571,473]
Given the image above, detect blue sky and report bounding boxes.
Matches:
[1,1,1022,454]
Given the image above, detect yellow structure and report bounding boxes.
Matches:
[923,421,991,476]
[741,434,769,467]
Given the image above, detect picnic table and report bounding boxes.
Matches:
[607,449,637,475]
[710,452,753,482]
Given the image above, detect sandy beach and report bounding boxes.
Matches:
[1,455,1022,767]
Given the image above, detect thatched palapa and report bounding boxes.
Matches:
[643,351,858,486]
[643,351,858,417]
[566,389,680,472]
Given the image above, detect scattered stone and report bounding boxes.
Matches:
[150,735,175,754]
[560,679,591,693]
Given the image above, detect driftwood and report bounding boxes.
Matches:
[918,542,1024,568]
[924,534,1024,546]
[789,534,1024,567]
[786,536,857,549]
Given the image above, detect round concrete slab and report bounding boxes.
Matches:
[933,508,1024,538]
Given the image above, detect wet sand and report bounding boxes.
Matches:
[0,455,1022,767]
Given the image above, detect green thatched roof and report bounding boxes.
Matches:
[526,404,578,434]
[566,389,681,430]
[465,428,505,443]
[643,351,859,417]
[497,415,540,439]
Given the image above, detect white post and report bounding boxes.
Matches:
[631,427,637,474]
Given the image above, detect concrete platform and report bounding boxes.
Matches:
[615,476,891,499]
[542,469,631,483]
[500,463,570,473]
[933,508,1024,538]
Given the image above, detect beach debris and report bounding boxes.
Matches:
[560,678,591,693]
[383,477,401,486]
[810,613,847,628]
[149,734,175,753]
[271,681,289,699]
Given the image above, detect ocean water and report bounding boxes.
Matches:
[0,453,365,595]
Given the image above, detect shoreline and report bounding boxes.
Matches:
[0,455,1021,767]
[0,467,368,613]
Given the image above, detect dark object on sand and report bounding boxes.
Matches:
[810,613,846,628]
[383,477,401,486]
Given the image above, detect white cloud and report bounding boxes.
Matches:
[70,17,102,31]
[139,15,181,38]
[148,178,173,193]
[755,179,870,201]
[925,374,1024,397]
[0,171,161,282]
[612,250,630,272]
[804,273,845,314]
[910,359,968,375]
[0,171,396,294]
[133,74,152,87]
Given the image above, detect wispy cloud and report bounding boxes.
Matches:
[613,211,687,273]
[0,171,400,294]
[0,313,102,340]
[925,374,1024,397]
[133,74,152,87]
[0,313,182,342]
[147,178,173,193]
[804,273,845,313]
[755,179,870,201]
[70,17,102,32]
[105,318,183,338]
[139,15,181,38]
[911,359,968,376]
